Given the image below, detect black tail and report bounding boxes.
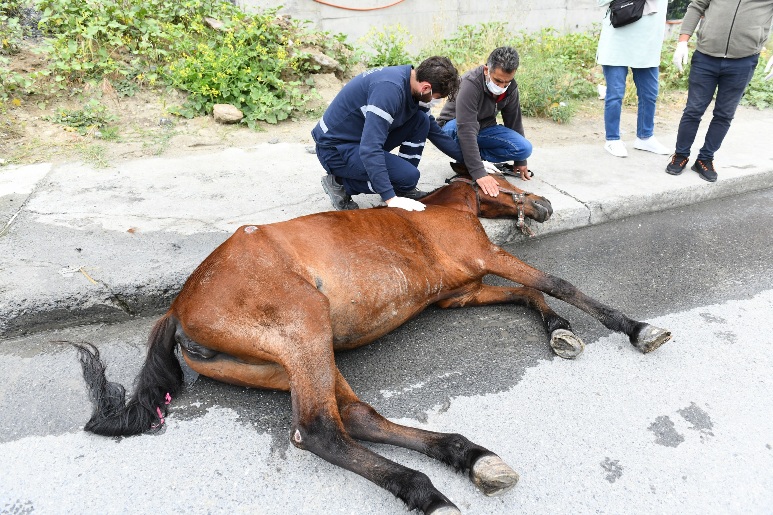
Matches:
[70,314,183,436]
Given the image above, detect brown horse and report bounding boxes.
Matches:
[71,163,670,514]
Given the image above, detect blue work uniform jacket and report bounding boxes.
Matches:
[312,65,463,201]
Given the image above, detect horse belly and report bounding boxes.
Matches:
[324,265,446,350]
[181,347,290,390]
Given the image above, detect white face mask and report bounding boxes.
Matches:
[486,75,508,96]
[419,97,443,109]
[418,87,442,108]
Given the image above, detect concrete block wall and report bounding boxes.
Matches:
[237,0,603,53]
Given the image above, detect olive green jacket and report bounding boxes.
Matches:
[681,0,773,58]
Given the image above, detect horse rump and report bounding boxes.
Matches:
[67,314,183,436]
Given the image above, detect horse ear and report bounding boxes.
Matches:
[449,162,469,175]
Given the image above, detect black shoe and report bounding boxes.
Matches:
[666,154,689,175]
[321,174,359,210]
[492,162,534,178]
[397,187,429,200]
[692,158,717,182]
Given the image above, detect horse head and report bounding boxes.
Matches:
[424,162,553,232]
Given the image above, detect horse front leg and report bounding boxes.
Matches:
[333,371,519,497]
[484,249,671,353]
[436,284,586,359]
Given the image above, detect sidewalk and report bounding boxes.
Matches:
[1,107,772,338]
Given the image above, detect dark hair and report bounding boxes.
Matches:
[415,56,460,101]
[487,46,520,74]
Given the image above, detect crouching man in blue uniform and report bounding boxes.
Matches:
[313,56,486,212]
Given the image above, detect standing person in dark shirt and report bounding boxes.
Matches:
[312,56,467,211]
[437,46,533,199]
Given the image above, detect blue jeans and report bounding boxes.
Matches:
[315,111,429,196]
[675,50,759,160]
[602,65,659,140]
[440,119,532,164]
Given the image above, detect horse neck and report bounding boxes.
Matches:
[422,183,479,215]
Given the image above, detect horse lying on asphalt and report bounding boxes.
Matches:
[71,163,670,514]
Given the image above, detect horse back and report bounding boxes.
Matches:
[172,206,497,350]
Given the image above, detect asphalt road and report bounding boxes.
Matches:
[2,188,772,514]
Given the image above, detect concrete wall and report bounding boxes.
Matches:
[237,0,603,53]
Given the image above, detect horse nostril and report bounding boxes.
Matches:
[536,198,553,221]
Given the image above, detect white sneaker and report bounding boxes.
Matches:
[604,140,628,158]
[633,136,670,155]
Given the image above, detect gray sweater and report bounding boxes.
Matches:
[681,0,773,59]
[437,65,525,180]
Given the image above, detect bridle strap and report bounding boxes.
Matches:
[446,175,535,237]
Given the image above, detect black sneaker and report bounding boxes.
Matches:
[665,154,689,175]
[397,187,429,200]
[321,174,359,210]
[492,162,534,178]
[692,158,717,182]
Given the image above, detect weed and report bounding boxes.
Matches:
[44,99,117,135]
[360,24,413,67]
[141,125,177,155]
[741,50,773,109]
[97,125,120,141]
[1,55,34,103]
[513,28,600,122]
[417,22,509,71]
[3,136,50,164]
[31,0,356,126]
[73,141,110,167]
[165,9,316,126]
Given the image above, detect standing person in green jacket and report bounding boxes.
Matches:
[666,0,773,182]
[596,0,670,158]
[437,46,533,199]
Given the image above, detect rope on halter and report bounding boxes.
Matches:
[446,175,536,237]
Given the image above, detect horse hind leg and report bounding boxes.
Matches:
[437,284,586,359]
[334,370,519,498]
[279,339,459,514]
[199,280,460,514]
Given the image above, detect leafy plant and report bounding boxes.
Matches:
[517,62,577,123]
[1,55,33,103]
[360,24,413,67]
[417,22,510,71]
[165,11,319,126]
[666,0,691,20]
[31,0,351,125]
[512,28,600,122]
[44,99,117,135]
[741,51,773,109]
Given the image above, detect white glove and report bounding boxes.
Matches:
[765,56,773,81]
[673,41,689,72]
[482,160,500,174]
[386,196,425,211]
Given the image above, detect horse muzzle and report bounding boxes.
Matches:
[530,196,553,223]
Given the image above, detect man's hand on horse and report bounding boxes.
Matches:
[386,196,426,211]
[476,174,500,197]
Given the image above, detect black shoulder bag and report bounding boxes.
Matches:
[608,0,646,28]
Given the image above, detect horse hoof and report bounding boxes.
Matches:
[470,454,519,496]
[427,506,462,515]
[550,329,585,359]
[630,323,672,354]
